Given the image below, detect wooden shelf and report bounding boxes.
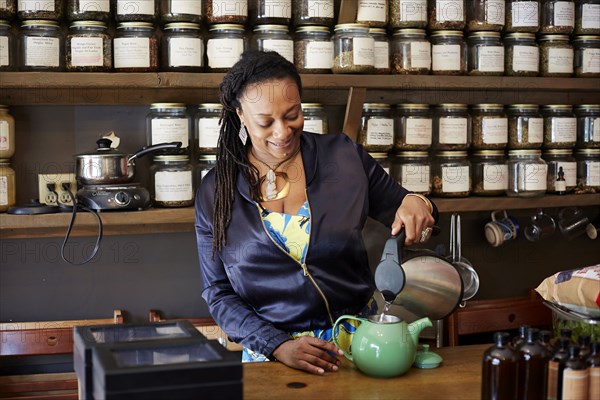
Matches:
[1,194,598,239]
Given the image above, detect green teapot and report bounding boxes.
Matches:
[332,314,432,378]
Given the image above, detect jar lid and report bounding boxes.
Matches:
[209,23,246,31]
[164,22,201,30]
[392,28,426,36]
[301,103,323,109]
[253,24,289,32]
[295,25,330,34]
[0,20,12,27]
[198,103,223,109]
[508,149,542,156]
[538,34,570,41]
[413,344,443,369]
[70,21,108,29]
[435,151,468,157]
[368,152,389,159]
[397,103,430,110]
[471,104,504,110]
[541,104,572,110]
[572,35,600,42]
[199,154,217,161]
[368,28,387,35]
[575,104,600,111]
[151,103,187,110]
[504,32,536,40]
[468,31,501,39]
[543,149,573,155]
[334,23,369,31]
[436,103,468,109]
[430,30,463,37]
[363,103,391,110]
[394,151,429,157]
[21,20,60,28]
[117,22,154,29]
[507,104,539,110]
[153,155,190,162]
[575,148,600,155]
[472,150,505,156]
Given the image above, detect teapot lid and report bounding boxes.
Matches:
[413,344,443,369]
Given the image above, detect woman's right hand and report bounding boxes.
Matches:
[272,336,343,375]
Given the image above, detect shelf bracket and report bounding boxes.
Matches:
[342,87,367,142]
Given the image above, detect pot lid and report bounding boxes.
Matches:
[413,344,443,369]
[76,138,127,158]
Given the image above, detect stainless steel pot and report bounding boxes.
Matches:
[76,138,182,185]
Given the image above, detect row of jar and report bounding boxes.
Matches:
[372,148,600,197]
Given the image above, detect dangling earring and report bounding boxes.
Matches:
[239,124,248,145]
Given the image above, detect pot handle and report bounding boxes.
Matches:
[128,142,183,162]
[332,315,365,362]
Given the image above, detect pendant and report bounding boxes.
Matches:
[265,169,277,200]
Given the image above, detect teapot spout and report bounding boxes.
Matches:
[407,317,433,347]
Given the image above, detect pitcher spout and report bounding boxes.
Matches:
[407,317,433,347]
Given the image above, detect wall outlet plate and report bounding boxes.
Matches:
[38,173,78,206]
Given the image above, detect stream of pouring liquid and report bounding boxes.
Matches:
[379,300,393,322]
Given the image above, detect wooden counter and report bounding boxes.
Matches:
[0,344,486,399]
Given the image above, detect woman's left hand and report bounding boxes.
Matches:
[391,196,436,245]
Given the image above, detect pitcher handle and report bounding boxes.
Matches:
[332,315,365,362]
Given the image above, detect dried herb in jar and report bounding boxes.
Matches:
[206,0,248,24]
[427,0,466,30]
[390,0,428,29]
[18,0,64,20]
[293,0,335,27]
[539,34,573,77]
[0,0,16,20]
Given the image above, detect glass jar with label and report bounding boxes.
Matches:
[293,26,333,74]
[0,20,15,71]
[467,0,506,31]
[369,28,391,74]
[467,31,504,75]
[114,0,158,22]
[431,150,471,197]
[539,34,573,77]
[394,103,432,151]
[0,0,16,21]
[292,0,335,28]
[540,0,575,33]
[357,0,388,27]
[67,0,110,22]
[506,104,544,149]
[507,149,548,197]
[574,0,600,34]
[196,154,217,186]
[150,155,194,208]
[18,0,64,20]
[357,103,394,152]
[252,24,293,63]
[18,20,64,71]
[0,106,15,159]
[427,0,466,30]
[146,103,191,155]
[433,103,471,150]
[505,0,540,32]
[250,0,292,26]
[369,152,391,174]
[206,24,247,72]
[573,35,600,77]
[541,105,577,148]
[66,21,112,72]
[0,159,15,212]
[195,103,223,154]
[332,23,375,74]
[503,32,539,76]
[161,22,204,72]
[390,28,431,74]
[206,0,248,24]
[574,148,600,193]
[470,104,508,150]
[390,0,428,28]
[471,150,508,196]
[542,149,577,193]
[302,103,328,134]
[113,22,158,72]
[160,0,203,24]
[430,30,467,75]
[575,104,600,148]
[391,151,431,195]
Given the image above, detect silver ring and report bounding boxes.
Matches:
[420,227,433,243]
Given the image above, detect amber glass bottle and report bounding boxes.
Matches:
[511,324,529,348]
[588,342,600,400]
[547,337,569,400]
[516,328,551,400]
[481,332,518,400]
[561,346,589,400]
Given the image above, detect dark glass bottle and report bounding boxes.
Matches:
[539,330,555,354]
[556,166,566,195]
[547,337,569,400]
[561,346,589,400]
[560,328,575,346]
[577,334,591,359]
[517,328,551,400]
[512,324,529,349]
[481,332,518,400]
[588,342,600,400]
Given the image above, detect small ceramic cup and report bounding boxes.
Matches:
[558,207,590,241]
[484,210,520,247]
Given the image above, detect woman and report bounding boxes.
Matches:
[195,50,438,375]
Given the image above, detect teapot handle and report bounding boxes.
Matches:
[332,315,365,362]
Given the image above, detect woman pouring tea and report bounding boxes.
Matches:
[195,50,438,375]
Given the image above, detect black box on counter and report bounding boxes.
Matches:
[91,338,242,400]
[73,320,207,399]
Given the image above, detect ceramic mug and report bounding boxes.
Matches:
[524,209,556,241]
[558,207,590,241]
[484,210,520,247]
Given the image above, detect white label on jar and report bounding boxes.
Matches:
[304,119,324,134]
[151,118,189,147]
[482,117,508,143]
[366,118,394,145]
[511,1,538,27]
[19,0,55,11]
[352,37,375,66]
[357,0,387,23]
[0,1,6,7]
[441,165,469,192]
[550,117,576,142]
[306,0,334,19]
[401,165,430,192]
[582,4,600,29]
[399,0,427,21]
[212,0,248,17]
[594,118,600,141]
[483,164,508,191]
[432,44,461,71]
[485,0,505,25]
[207,38,244,68]
[114,38,150,68]
[557,161,577,187]
[70,37,103,67]
[0,176,6,205]
[79,0,109,12]
[553,1,574,27]
[25,37,59,67]
[410,41,431,69]
[198,118,221,148]
[512,45,539,72]
[406,118,432,145]
[374,41,389,69]
[305,41,334,69]
[528,118,544,143]
[117,0,154,15]
[172,0,202,15]
[155,171,193,202]
[262,39,293,63]
[439,118,467,143]
[582,49,600,74]
[478,46,504,72]
[169,37,203,67]
[0,36,8,66]
[524,163,547,191]
[263,0,291,18]
[0,121,8,151]
[547,48,573,73]
[588,161,600,186]
[435,0,464,22]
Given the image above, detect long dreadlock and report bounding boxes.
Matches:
[212,50,303,255]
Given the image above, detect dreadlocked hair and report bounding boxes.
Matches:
[212,50,303,255]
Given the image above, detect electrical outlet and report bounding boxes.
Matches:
[38,173,77,206]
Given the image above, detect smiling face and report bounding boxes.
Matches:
[236,77,304,162]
